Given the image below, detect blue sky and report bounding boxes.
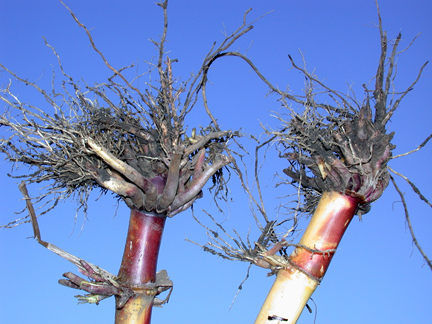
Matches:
[0,1,431,323]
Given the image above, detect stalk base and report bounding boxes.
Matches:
[254,267,318,324]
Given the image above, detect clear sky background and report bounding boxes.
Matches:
[0,1,431,323]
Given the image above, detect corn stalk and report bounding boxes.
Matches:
[0,1,257,323]
[193,2,430,323]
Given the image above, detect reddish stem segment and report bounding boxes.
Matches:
[290,191,360,280]
[115,209,167,324]
[255,191,360,324]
